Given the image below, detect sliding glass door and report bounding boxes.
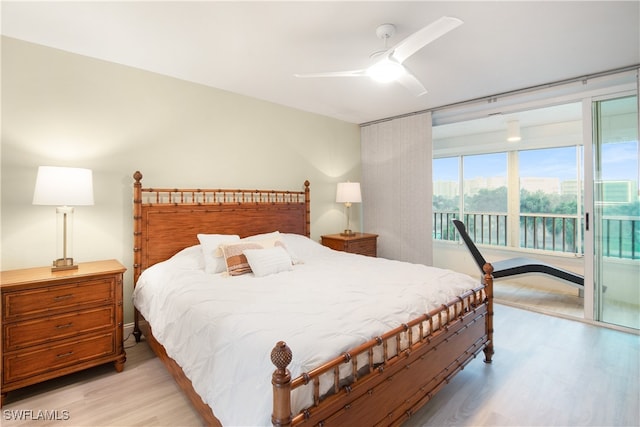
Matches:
[592,95,639,329]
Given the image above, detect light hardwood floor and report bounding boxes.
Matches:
[3,304,639,427]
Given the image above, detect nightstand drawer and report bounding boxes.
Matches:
[3,332,116,384]
[321,233,378,257]
[346,240,376,257]
[321,238,346,252]
[3,278,114,321]
[4,306,115,351]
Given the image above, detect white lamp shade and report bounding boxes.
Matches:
[33,166,94,206]
[336,182,362,203]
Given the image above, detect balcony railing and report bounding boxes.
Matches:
[433,211,640,260]
[520,213,580,253]
[433,211,459,242]
[600,215,640,259]
[433,211,507,246]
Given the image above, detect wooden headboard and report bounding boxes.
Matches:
[132,171,310,284]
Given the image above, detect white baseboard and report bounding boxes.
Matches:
[124,322,135,341]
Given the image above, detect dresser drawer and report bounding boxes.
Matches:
[3,278,114,321]
[4,306,115,351]
[3,332,116,384]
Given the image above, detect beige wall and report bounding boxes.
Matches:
[1,37,361,323]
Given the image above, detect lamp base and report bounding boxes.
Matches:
[340,229,356,237]
[52,258,78,272]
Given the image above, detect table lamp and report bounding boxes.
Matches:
[33,166,94,271]
[336,182,361,236]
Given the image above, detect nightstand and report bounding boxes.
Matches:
[321,233,378,257]
[0,259,127,405]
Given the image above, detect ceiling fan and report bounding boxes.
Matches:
[294,16,463,96]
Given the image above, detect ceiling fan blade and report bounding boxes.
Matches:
[294,69,366,78]
[397,72,428,97]
[390,16,463,64]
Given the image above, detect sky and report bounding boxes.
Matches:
[434,141,638,183]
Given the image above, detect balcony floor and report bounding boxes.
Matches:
[494,279,639,330]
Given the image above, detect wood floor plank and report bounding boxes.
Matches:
[404,304,640,427]
[3,304,638,427]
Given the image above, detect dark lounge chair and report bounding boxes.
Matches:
[452,219,584,289]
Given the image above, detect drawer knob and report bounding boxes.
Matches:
[53,294,74,301]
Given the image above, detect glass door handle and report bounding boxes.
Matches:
[585,212,589,231]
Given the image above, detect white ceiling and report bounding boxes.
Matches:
[2,1,639,124]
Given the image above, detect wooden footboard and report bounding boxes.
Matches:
[272,265,494,427]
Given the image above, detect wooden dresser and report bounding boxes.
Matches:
[321,233,378,257]
[1,260,126,405]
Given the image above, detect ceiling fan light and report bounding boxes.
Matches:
[367,59,405,83]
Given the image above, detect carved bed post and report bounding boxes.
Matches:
[483,262,495,363]
[271,341,293,427]
[304,180,310,238]
[132,171,143,343]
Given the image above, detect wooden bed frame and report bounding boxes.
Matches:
[131,171,494,427]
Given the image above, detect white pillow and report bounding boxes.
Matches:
[244,231,305,264]
[243,246,293,277]
[281,233,329,261]
[220,241,264,276]
[220,236,288,276]
[168,245,205,270]
[243,231,280,241]
[197,234,240,274]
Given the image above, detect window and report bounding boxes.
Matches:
[432,103,584,255]
[433,153,510,246]
[432,157,459,241]
[519,147,580,253]
[463,153,508,246]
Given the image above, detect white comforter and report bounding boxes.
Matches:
[133,233,478,426]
